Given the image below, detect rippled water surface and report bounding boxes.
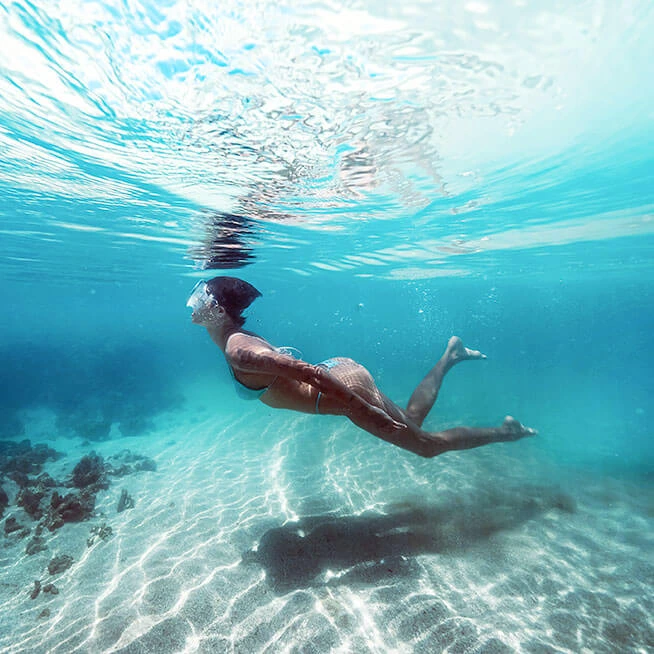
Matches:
[1,2,653,653]
[2,0,653,281]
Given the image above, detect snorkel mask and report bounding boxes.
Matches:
[186,280,213,312]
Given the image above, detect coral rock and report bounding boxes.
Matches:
[117,489,135,513]
[71,453,108,490]
[43,491,95,531]
[30,580,41,600]
[25,536,48,556]
[48,554,73,575]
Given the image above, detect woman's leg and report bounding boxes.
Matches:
[349,402,537,458]
[405,336,486,427]
[317,355,536,457]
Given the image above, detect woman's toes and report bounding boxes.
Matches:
[502,416,538,439]
[447,336,487,362]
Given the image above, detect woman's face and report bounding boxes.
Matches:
[187,281,224,326]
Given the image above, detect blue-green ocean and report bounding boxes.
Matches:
[0,1,652,652]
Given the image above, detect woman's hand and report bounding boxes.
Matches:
[307,365,334,392]
[308,365,405,433]
[364,405,407,435]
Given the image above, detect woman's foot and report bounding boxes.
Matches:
[446,336,487,365]
[501,416,538,441]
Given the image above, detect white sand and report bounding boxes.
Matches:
[0,394,652,653]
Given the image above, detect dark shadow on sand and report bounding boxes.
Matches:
[242,486,575,594]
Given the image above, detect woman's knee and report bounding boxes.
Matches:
[404,404,423,427]
[415,435,448,458]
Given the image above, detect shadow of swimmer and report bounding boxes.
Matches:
[241,486,575,593]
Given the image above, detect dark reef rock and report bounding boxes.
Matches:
[87,522,113,547]
[38,608,51,619]
[82,419,112,442]
[117,489,135,513]
[43,583,59,595]
[107,450,157,477]
[118,415,154,438]
[30,443,61,466]
[552,492,577,513]
[32,473,58,489]
[108,464,130,478]
[0,440,60,477]
[7,471,29,488]
[0,485,8,518]
[1,341,183,442]
[70,453,108,490]
[55,405,112,443]
[43,490,95,531]
[0,439,31,460]
[4,515,30,538]
[30,580,41,600]
[6,456,34,475]
[1,440,31,458]
[2,442,155,560]
[48,554,73,575]
[17,488,46,520]
[0,441,61,506]
[25,535,48,556]
[0,414,25,440]
[134,459,156,473]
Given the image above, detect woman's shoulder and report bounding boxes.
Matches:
[225,331,273,352]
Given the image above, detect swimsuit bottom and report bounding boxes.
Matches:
[315,358,345,413]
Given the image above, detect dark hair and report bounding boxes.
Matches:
[205,276,261,327]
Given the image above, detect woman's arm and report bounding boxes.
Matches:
[228,341,322,385]
[231,344,356,401]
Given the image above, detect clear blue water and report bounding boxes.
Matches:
[1,1,653,652]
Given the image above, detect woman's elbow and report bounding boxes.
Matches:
[229,347,258,370]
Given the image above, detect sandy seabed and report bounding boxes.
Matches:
[0,393,652,654]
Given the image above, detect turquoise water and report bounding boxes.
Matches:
[1,1,653,652]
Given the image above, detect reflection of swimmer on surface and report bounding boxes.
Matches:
[187,276,536,457]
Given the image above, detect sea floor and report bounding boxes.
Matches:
[0,389,652,654]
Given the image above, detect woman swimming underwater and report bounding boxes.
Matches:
[187,276,536,457]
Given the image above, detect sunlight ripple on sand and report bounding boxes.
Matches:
[0,407,652,653]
